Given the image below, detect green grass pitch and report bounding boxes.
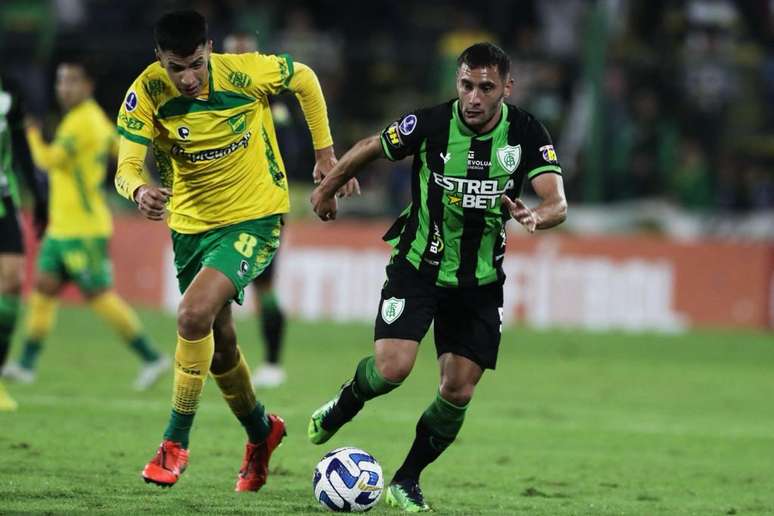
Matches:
[1,305,773,515]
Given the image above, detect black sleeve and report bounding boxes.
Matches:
[379,110,427,161]
[4,76,46,204]
[521,118,562,181]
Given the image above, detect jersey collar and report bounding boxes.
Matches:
[452,99,508,139]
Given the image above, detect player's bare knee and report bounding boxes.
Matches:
[177,303,215,339]
[439,382,475,406]
[376,359,412,383]
[0,272,22,295]
[35,274,60,297]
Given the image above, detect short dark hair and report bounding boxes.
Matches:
[154,10,208,56]
[457,42,511,78]
[58,54,98,82]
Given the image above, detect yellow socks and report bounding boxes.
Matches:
[90,291,159,362]
[89,291,141,341]
[211,348,270,443]
[163,332,215,448]
[25,291,57,341]
[172,332,214,414]
[18,292,58,370]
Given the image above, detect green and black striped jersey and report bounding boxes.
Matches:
[380,100,561,288]
[0,74,40,217]
[0,75,20,205]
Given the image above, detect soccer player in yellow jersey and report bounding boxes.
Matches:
[115,11,354,490]
[2,58,169,391]
[223,31,289,389]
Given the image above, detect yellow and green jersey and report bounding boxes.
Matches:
[116,53,297,234]
[28,99,114,238]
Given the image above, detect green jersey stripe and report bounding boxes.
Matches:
[72,166,94,213]
[279,53,295,88]
[527,164,561,179]
[117,127,151,146]
[157,90,255,119]
[394,148,423,262]
[380,135,396,160]
[417,118,452,280]
[456,137,492,286]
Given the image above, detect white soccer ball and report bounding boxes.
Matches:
[312,447,383,512]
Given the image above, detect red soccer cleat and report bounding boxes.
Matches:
[235,414,287,492]
[142,440,189,487]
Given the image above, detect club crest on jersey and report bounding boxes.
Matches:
[381,297,405,325]
[540,144,558,163]
[398,114,417,136]
[228,71,252,89]
[227,112,247,134]
[125,91,138,112]
[178,126,190,139]
[496,145,521,173]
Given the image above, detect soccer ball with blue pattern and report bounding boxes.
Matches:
[312,447,383,512]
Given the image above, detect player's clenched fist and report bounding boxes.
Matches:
[501,195,539,234]
[310,186,337,221]
[134,185,172,221]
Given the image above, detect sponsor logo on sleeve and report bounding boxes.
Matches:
[178,126,190,139]
[398,114,417,136]
[539,144,558,163]
[118,113,145,131]
[385,122,402,146]
[125,91,138,112]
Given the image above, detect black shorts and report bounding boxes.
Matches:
[374,259,504,370]
[0,196,24,254]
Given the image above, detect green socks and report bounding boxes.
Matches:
[351,356,402,401]
[0,295,20,367]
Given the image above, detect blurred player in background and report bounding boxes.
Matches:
[116,10,356,491]
[223,31,288,389]
[308,43,567,511]
[0,74,48,411]
[2,58,168,391]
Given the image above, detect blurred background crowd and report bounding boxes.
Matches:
[1,0,773,228]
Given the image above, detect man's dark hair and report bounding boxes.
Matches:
[457,42,511,78]
[58,54,98,82]
[154,10,208,56]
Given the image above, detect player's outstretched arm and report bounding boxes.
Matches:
[310,134,382,221]
[24,119,68,172]
[501,173,567,233]
[288,62,359,197]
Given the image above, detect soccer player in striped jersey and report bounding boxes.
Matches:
[308,43,567,511]
[2,58,168,391]
[115,10,355,490]
[0,74,47,411]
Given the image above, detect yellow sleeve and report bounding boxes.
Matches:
[116,77,155,146]
[25,126,70,171]
[286,62,333,150]
[115,137,149,202]
[247,53,295,97]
